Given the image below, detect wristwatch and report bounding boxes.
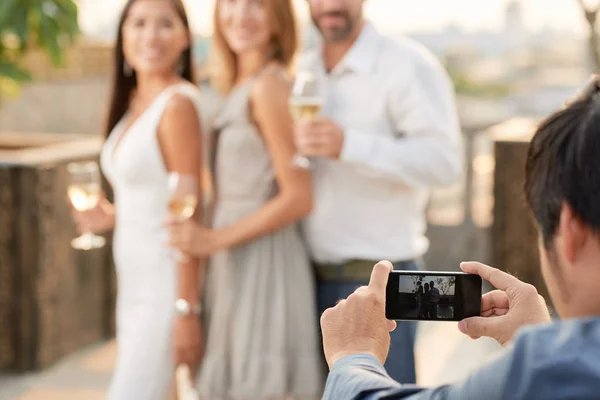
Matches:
[174,298,202,318]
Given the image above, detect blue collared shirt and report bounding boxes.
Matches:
[324,318,600,399]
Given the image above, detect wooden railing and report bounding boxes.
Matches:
[0,132,116,372]
[0,117,548,372]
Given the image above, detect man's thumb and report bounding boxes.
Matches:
[458,317,501,340]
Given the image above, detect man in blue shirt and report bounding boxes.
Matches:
[320,76,600,399]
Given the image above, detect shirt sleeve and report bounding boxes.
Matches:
[325,322,600,400]
[324,350,513,400]
[339,53,464,189]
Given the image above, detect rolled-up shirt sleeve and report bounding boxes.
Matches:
[324,320,600,400]
[324,350,512,400]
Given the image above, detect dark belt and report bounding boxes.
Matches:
[314,259,410,281]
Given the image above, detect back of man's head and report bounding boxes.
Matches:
[525,76,600,315]
[525,77,600,246]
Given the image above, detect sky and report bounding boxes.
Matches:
[78,0,588,39]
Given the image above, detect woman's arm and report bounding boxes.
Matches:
[215,67,313,249]
[158,92,205,368]
[158,93,205,305]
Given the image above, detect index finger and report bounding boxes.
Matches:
[460,261,520,291]
[368,260,393,294]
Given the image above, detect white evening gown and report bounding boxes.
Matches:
[100,82,204,400]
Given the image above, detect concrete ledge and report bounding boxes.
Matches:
[0,132,102,167]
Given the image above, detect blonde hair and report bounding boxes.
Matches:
[209,0,298,94]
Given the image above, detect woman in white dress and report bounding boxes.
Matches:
[166,0,324,399]
[71,0,206,398]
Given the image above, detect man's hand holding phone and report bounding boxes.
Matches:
[458,261,552,346]
[320,261,397,369]
[320,260,553,371]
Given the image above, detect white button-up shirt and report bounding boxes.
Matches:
[298,22,463,264]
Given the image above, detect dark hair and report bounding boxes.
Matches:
[525,76,600,247]
[105,0,195,138]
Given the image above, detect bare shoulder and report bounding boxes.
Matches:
[251,63,291,103]
[163,91,200,120]
[159,91,202,142]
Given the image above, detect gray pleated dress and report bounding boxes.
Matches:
[196,72,324,400]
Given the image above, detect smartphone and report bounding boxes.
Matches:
[386,271,482,321]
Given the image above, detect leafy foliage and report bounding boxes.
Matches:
[0,0,79,98]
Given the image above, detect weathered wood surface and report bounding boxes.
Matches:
[0,132,115,372]
[490,119,551,304]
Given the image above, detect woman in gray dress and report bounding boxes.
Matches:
[165,0,323,399]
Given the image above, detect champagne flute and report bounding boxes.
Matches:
[289,70,325,169]
[67,161,106,250]
[176,364,200,400]
[167,173,198,261]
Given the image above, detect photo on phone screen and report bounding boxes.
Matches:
[386,271,482,321]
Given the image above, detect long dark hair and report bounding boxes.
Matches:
[105,0,195,138]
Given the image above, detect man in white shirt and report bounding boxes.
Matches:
[295,0,463,382]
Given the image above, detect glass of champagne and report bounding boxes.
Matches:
[67,161,106,250]
[289,70,325,169]
[167,173,198,261]
[176,364,199,400]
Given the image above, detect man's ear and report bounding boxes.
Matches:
[558,202,587,265]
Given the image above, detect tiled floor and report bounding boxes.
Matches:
[0,323,504,399]
[0,342,115,400]
[16,389,106,400]
[415,321,504,387]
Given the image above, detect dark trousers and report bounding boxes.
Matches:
[316,260,418,383]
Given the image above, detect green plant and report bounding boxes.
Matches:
[0,0,79,98]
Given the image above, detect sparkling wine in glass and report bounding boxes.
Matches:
[167,173,198,261]
[176,364,200,400]
[289,71,325,169]
[67,161,106,250]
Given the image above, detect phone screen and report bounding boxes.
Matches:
[386,271,482,321]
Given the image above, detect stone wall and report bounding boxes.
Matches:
[0,40,113,135]
[0,78,110,135]
[0,39,211,135]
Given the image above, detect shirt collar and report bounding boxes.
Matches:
[330,21,381,76]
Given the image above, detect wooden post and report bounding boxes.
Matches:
[489,118,551,304]
[0,132,115,372]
